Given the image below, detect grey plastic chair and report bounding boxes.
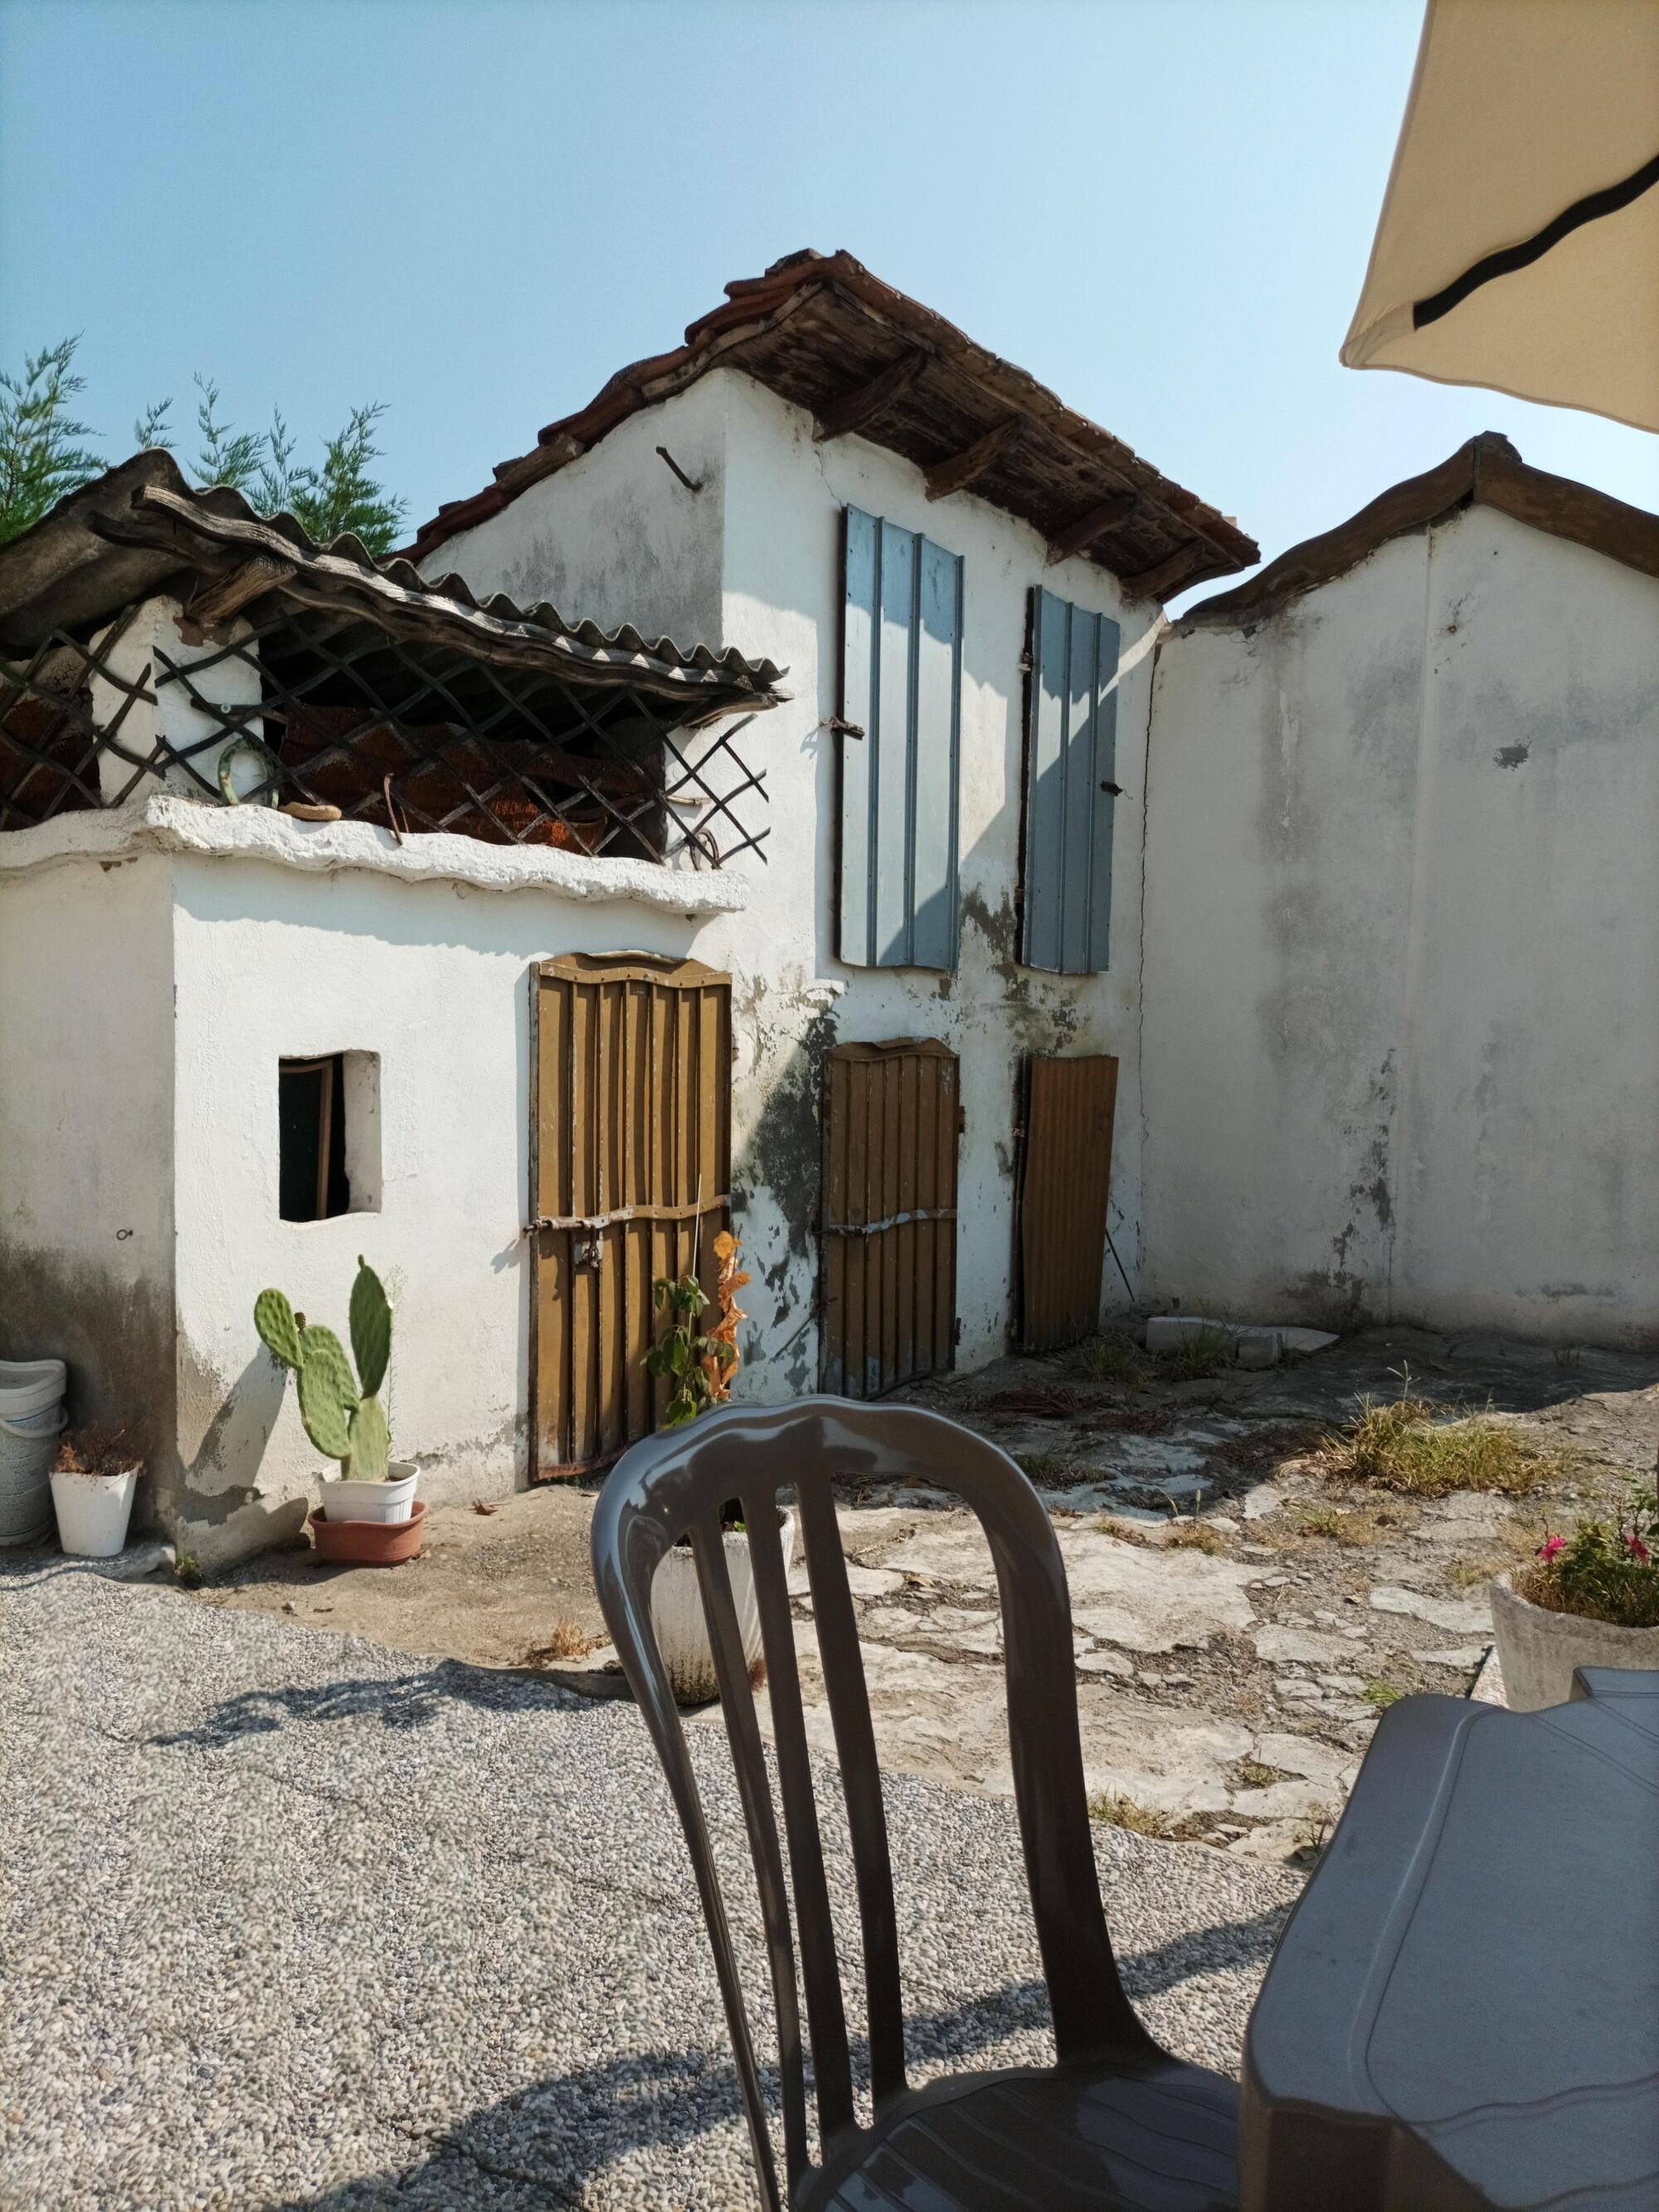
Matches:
[591,1397,1239,2211]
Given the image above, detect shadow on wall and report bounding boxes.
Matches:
[0,1245,175,1529]
[267,1912,1286,2209]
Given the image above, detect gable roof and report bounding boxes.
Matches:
[405,250,1259,599]
[1179,433,1659,630]
[0,450,785,717]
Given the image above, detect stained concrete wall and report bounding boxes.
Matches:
[0,851,177,1522]
[1142,503,1659,1345]
[437,366,1160,1393]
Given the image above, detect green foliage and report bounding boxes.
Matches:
[1520,1481,1659,1627]
[253,1288,303,1371]
[346,1394,391,1484]
[349,1258,392,1398]
[254,1260,397,1476]
[1321,1369,1578,1498]
[644,1271,735,1429]
[0,337,103,545]
[0,333,406,556]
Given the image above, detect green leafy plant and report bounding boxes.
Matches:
[1519,1480,1659,1628]
[254,1257,395,1478]
[644,1271,735,1428]
[0,333,406,553]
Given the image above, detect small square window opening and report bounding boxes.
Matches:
[278,1052,381,1222]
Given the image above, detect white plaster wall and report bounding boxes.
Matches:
[0,851,177,1519]
[1142,504,1659,1344]
[428,378,728,650]
[447,367,1160,1393]
[167,853,710,1565]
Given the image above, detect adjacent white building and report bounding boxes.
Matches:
[1142,434,1659,1346]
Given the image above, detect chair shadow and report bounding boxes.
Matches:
[270,1917,1285,2209]
[147,1655,605,1747]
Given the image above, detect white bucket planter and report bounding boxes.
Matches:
[320,1462,418,1525]
[0,1358,67,1547]
[50,1466,139,1559]
[1490,1573,1659,1712]
[651,1510,798,1705]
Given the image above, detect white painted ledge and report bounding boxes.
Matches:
[0,795,749,915]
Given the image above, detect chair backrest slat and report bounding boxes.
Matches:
[592,1398,1160,2207]
[795,1478,908,2110]
[595,1492,787,2211]
[744,1484,859,2157]
[691,1512,810,2187]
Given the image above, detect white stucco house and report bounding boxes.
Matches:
[0,252,1256,1563]
[1142,433,1659,1347]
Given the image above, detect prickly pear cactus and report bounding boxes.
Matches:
[348,1259,392,1398]
[346,1394,391,1482]
[254,1289,303,1371]
[253,1266,397,1478]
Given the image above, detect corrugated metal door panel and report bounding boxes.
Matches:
[1020,591,1121,976]
[531,955,731,1479]
[839,508,963,972]
[820,1038,958,1398]
[1018,1054,1117,1352]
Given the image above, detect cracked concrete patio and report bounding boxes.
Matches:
[190,1322,1659,1865]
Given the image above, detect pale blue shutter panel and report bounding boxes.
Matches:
[839,508,961,970]
[1020,588,1119,974]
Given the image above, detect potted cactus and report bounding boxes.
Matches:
[254,1259,422,1562]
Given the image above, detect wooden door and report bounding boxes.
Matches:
[530,954,731,1478]
[820,1038,959,1398]
[1017,1054,1117,1351]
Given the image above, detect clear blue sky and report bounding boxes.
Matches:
[4,0,1656,602]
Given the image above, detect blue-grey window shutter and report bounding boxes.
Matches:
[1020,587,1120,974]
[839,508,961,970]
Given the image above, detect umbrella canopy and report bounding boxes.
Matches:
[1342,0,1659,432]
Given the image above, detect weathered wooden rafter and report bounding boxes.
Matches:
[1121,538,1214,601]
[182,555,296,631]
[812,348,930,443]
[923,416,1024,502]
[1045,493,1141,566]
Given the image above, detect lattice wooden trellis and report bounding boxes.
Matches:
[0,594,768,865]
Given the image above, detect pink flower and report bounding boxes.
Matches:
[1627,1532,1651,1564]
[1537,1534,1566,1562]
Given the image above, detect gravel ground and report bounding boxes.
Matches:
[1,1564,1300,2211]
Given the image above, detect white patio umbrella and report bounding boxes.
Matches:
[1342,0,1659,432]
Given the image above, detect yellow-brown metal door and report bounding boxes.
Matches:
[820,1038,959,1398]
[530,953,731,1478]
[1017,1053,1117,1352]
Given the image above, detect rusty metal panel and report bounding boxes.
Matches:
[820,1038,959,1397]
[1017,1054,1117,1352]
[531,953,731,1478]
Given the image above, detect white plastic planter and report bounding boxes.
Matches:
[320,1462,418,1525]
[50,1467,139,1559]
[1491,1573,1659,1711]
[650,1510,798,1705]
[0,1358,67,1547]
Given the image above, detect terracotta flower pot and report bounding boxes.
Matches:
[1490,1573,1659,1711]
[311,1498,426,1567]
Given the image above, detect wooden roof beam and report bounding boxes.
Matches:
[923,416,1024,502]
[182,554,296,631]
[1121,537,1214,602]
[1045,493,1141,566]
[812,348,929,443]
